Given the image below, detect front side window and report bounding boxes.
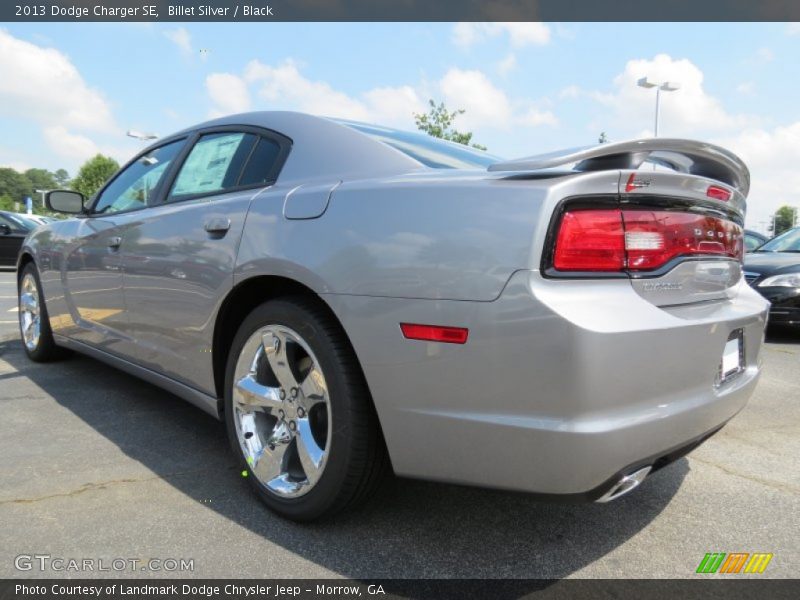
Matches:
[93,140,185,215]
[168,132,258,200]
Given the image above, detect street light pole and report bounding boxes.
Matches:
[637,77,680,137]
[34,189,47,209]
[654,86,661,137]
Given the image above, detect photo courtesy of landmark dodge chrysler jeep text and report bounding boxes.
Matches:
[17,112,768,520]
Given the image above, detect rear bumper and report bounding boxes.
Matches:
[325,270,769,497]
[572,424,725,503]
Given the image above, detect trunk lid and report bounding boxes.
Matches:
[490,139,749,307]
[618,169,744,307]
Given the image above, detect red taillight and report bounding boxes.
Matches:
[706,185,732,202]
[553,210,626,271]
[552,208,743,272]
[622,210,742,269]
[400,323,469,344]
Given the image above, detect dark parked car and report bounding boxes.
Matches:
[0,211,34,267]
[744,229,769,252]
[744,226,800,326]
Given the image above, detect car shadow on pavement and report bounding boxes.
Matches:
[0,337,686,581]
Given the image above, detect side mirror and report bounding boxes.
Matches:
[46,190,85,214]
[0,223,10,235]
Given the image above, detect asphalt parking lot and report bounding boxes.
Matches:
[0,269,798,579]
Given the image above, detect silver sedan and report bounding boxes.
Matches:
[18,112,768,520]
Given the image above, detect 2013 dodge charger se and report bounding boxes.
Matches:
[17,112,768,521]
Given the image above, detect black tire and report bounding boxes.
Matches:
[18,262,62,362]
[224,296,389,521]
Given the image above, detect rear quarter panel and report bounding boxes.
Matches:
[235,171,621,301]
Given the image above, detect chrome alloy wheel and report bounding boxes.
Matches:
[19,273,41,352]
[232,325,331,498]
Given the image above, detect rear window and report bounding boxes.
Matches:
[339,121,502,170]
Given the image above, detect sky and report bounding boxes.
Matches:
[1,21,799,230]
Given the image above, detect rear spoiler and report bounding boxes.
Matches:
[487,138,750,197]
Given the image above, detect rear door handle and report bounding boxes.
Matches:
[108,236,122,249]
[204,217,231,235]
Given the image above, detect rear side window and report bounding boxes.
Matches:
[167,131,285,202]
[239,137,282,186]
[169,132,256,200]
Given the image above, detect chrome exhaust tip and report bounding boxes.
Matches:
[595,466,652,503]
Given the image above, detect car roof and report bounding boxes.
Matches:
[164,111,425,184]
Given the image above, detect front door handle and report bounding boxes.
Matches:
[204,217,231,235]
[108,236,122,249]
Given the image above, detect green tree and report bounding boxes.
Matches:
[71,154,119,199]
[0,194,15,212]
[53,168,71,188]
[598,132,609,144]
[770,205,797,236]
[0,167,71,215]
[0,167,33,205]
[24,168,58,193]
[413,99,487,151]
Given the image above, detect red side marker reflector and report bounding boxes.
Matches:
[400,323,469,344]
[624,173,638,193]
[706,185,732,201]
